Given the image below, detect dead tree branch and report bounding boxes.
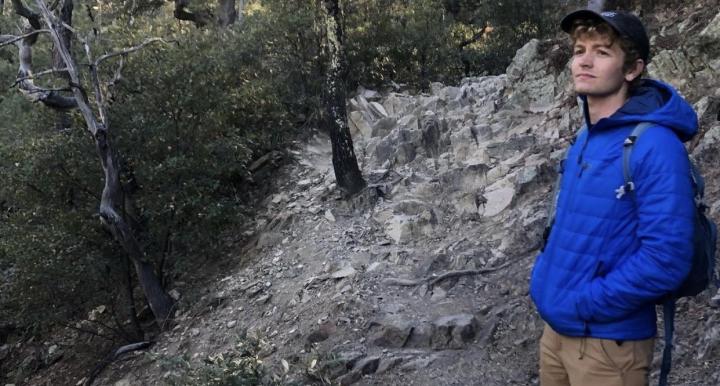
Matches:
[12,67,69,85]
[0,29,50,47]
[84,341,151,386]
[94,38,167,66]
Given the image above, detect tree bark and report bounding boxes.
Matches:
[173,0,212,27]
[172,0,244,28]
[320,0,366,196]
[217,0,237,27]
[53,0,73,131]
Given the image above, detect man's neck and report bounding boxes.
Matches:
[586,90,629,125]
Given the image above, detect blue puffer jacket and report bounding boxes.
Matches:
[530,79,698,340]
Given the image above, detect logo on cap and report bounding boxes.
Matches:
[601,11,617,17]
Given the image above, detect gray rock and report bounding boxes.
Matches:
[481,179,515,217]
[44,344,62,365]
[336,350,366,369]
[420,113,448,158]
[330,266,357,279]
[406,322,434,348]
[399,356,435,372]
[431,313,480,349]
[647,50,695,91]
[372,117,397,138]
[369,102,389,118]
[700,11,720,39]
[692,124,720,164]
[349,111,373,139]
[324,209,336,222]
[694,96,720,127]
[382,93,415,117]
[337,370,362,385]
[353,355,381,374]
[369,317,413,348]
[256,231,283,249]
[485,135,536,160]
[306,322,336,345]
[373,128,421,166]
[505,39,568,108]
[357,86,381,101]
[376,356,404,374]
[385,213,436,244]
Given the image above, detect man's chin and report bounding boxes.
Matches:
[573,85,593,95]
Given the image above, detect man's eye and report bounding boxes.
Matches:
[574,50,584,55]
[598,50,610,56]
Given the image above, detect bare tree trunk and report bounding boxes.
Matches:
[320,0,366,196]
[173,0,245,28]
[218,0,237,27]
[33,0,175,326]
[53,0,72,131]
[94,125,175,325]
[173,0,212,27]
[123,255,143,340]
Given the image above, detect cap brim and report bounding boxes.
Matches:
[560,10,605,32]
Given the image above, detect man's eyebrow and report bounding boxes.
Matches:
[573,42,613,49]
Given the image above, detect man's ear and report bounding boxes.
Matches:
[625,59,645,82]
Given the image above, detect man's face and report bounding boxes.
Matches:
[571,33,628,98]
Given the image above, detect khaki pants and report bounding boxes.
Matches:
[539,324,654,386]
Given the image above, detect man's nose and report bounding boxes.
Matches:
[576,52,593,67]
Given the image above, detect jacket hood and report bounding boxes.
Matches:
[582,79,698,142]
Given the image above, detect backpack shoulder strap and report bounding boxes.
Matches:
[659,300,676,386]
[617,122,655,199]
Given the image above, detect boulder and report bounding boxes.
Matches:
[505,39,569,109]
[481,178,516,217]
[700,11,720,40]
[348,111,373,139]
[369,317,413,348]
[431,313,480,349]
[647,50,695,91]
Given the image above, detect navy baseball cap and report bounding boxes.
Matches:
[561,9,650,62]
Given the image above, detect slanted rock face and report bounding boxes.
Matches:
[505,38,572,110]
[649,10,720,101]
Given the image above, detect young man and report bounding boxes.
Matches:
[529,9,698,386]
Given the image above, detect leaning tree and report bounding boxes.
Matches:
[1,0,175,327]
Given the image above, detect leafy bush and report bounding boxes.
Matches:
[154,335,272,386]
